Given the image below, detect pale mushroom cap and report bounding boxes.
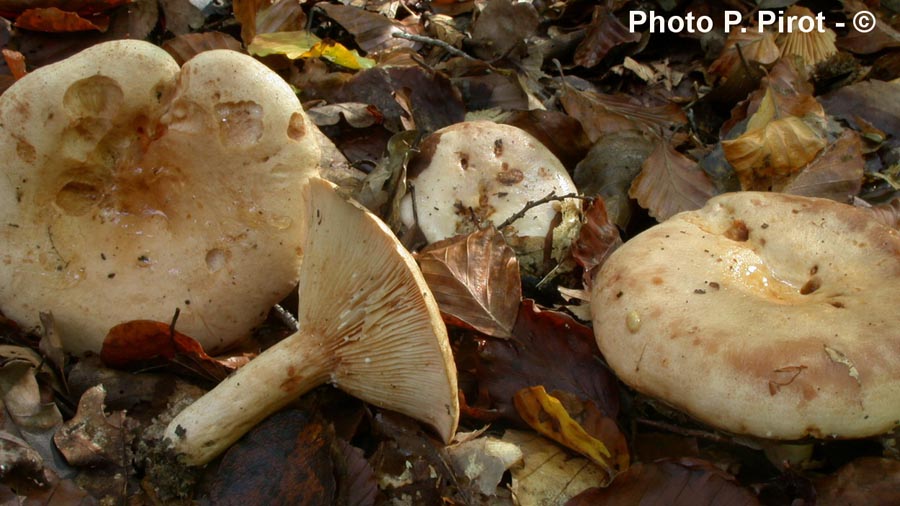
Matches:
[591,192,900,439]
[404,121,578,242]
[0,40,320,354]
[302,177,459,442]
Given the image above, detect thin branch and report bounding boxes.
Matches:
[392,31,476,60]
[496,192,592,231]
[273,303,299,331]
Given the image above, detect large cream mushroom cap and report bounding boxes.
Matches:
[0,40,320,354]
[591,192,900,439]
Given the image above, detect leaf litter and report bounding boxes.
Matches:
[0,0,898,503]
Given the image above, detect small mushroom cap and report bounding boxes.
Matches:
[591,192,900,439]
[302,177,460,442]
[403,121,578,242]
[0,40,320,354]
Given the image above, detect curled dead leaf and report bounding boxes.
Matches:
[53,385,128,468]
[560,86,686,143]
[722,116,827,190]
[418,226,521,338]
[571,197,622,288]
[514,386,628,484]
[629,142,717,221]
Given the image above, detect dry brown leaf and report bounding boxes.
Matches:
[838,0,900,54]
[571,197,621,288]
[815,457,900,505]
[233,0,306,45]
[514,386,628,485]
[722,116,827,190]
[418,227,521,338]
[821,80,900,140]
[317,3,417,54]
[468,0,538,61]
[161,31,243,65]
[782,129,864,200]
[53,385,128,468]
[574,6,640,69]
[502,429,607,506]
[629,142,717,221]
[1,48,26,79]
[709,29,780,77]
[560,86,687,143]
[567,458,760,506]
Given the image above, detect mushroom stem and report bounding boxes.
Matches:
[165,328,333,465]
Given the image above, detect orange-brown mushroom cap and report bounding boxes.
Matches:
[591,192,900,439]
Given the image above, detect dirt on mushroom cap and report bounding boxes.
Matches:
[591,191,900,440]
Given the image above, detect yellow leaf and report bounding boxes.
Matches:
[303,40,375,70]
[722,116,827,190]
[247,30,321,59]
[513,386,628,483]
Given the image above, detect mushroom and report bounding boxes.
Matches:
[0,40,319,355]
[591,192,900,440]
[164,177,459,465]
[400,121,580,274]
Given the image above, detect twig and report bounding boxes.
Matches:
[392,32,476,60]
[636,417,760,449]
[273,303,299,331]
[496,192,592,231]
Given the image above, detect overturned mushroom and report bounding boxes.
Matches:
[400,121,580,274]
[164,177,459,465]
[591,192,900,440]
[0,40,319,354]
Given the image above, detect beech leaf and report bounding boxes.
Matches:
[514,386,628,484]
[14,7,109,32]
[782,129,864,200]
[471,299,620,422]
[574,6,640,69]
[629,142,717,221]
[100,319,242,383]
[317,3,417,54]
[418,226,521,338]
[722,116,827,190]
[815,457,900,505]
[53,385,128,468]
[567,458,760,506]
[571,196,622,287]
[560,86,687,143]
[502,429,608,506]
[161,31,243,65]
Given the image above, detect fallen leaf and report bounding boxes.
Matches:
[472,299,620,423]
[709,30,780,78]
[503,110,591,173]
[0,0,129,18]
[821,79,900,140]
[468,0,539,61]
[418,226,521,338]
[333,438,377,506]
[446,434,523,495]
[15,7,109,32]
[208,410,337,504]
[100,319,240,383]
[722,116,827,190]
[161,31,243,65]
[502,429,607,506]
[0,431,48,487]
[782,129,864,200]
[233,0,306,45]
[629,141,717,221]
[573,129,655,228]
[560,86,687,142]
[574,6,640,69]
[514,386,628,483]
[54,385,128,468]
[838,0,900,54]
[571,196,622,288]
[158,0,204,35]
[815,457,900,506]
[1,48,26,79]
[317,3,418,54]
[37,312,65,383]
[567,458,760,506]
